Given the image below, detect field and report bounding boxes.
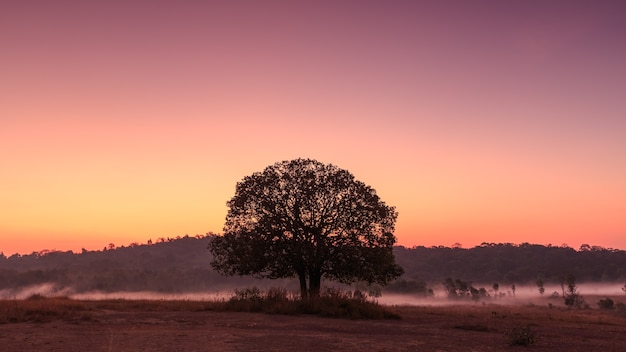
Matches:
[1,296,625,351]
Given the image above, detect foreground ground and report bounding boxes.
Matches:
[1,298,625,351]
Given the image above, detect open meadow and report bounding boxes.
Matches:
[1,295,625,351]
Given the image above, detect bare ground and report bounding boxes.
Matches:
[1,303,625,351]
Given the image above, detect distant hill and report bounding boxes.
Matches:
[1,237,625,297]
[0,235,272,295]
[393,243,626,285]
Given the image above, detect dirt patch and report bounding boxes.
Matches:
[1,304,625,351]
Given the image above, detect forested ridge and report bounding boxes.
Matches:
[393,243,626,285]
[1,237,625,295]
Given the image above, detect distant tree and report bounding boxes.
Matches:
[563,274,585,308]
[536,278,545,295]
[492,282,499,295]
[209,158,403,299]
[443,277,457,297]
[559,275,566,297]
[443,277,485,300]
[511,284,516,297]
[622,283,626,294]
[455,279,471,297]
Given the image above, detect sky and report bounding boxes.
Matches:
[1,0,625,255]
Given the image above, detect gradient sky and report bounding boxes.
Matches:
[1,0,625,255]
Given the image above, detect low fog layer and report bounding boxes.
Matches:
[379,283,626,306]
[3,283,625,308]
[2,238,626,305]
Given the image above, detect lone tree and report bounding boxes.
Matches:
[209,158,403,299]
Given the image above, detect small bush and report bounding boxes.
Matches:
[564,293,585,309]
[505,324,539,346]
[597,298,614,310]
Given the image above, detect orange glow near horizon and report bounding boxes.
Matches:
[1,1,625,255]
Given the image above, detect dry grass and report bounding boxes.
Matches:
[1,294,626,351]
[0,295,92,323]
[0,288,399,323]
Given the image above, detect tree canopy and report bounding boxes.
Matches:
[209,158,403,298]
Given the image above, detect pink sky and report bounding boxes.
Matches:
[1,1,625,255]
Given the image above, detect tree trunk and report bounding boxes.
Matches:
[308,272,321,299]
[298,273,308,300]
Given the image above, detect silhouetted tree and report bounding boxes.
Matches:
[209,158,403,299]
[536,277,545,295]
[443,277,457,297]
[442,277,485,300]
[563,274,585,308]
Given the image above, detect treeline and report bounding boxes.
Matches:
[394,242,626,285]
[0,236,277,294]
[1,239,625,295]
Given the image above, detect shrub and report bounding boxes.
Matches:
[222,287,399,319]
[597,298,614,310]
[564,294,586,308]
[505,324,539,346]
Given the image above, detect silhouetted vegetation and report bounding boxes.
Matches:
[563,274,586,309]
[209,158,403,299]
[0,235,247,295]
[597,298,614,310]
[223,286,399,319]
[442,278,488,300]
[536,277,545,295]
[2,240,626,297]
[393,242,626,285]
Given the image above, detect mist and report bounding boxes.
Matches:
[3,282,624,310]
[379,283,626,307]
